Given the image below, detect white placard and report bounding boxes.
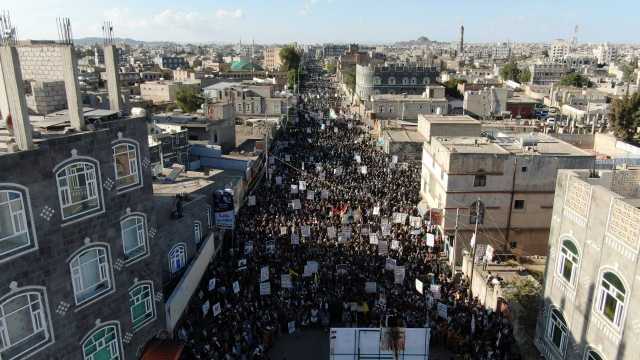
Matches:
[391,240,400,250]
[437,302,448,319]
[378,241,388,256]
[361,226,370,236]
[360,166,367,175]
[306,191,315,201]
[319,172,326,181]
[260,266,269,282]
[288,321,296,334]
[381,224,391,237]
[426,233,435,247]
[248,196,256,206]
[410,216,422,228]
[486,244,495,263]
[385,258,396,271]
[430,284,442,300]
[281,274,293,289]
[301,225,311,237]
[369,233,379,245]
[303,264,313,277]
[334,167,343,176]
[233,281,240,294]
[292,199,302,210]
[392,155,398,164]
[291,233,300,245]
[213,302,221,317]
[373,206,380,216]
[307,261,319,273]
[365,282,377,293]
[291,185,298,194]
[475,244,488,263]
[260,282,271,296]
[327,226,336,239]
[354,154,361,163]
[394,266,405,284]
[238,259,247,270]
[280,226,288,236]
[202,300,210,316]
[321,189,329,199]
[299,181,307,191]
[208,278,216,291]
[415,279,424,294]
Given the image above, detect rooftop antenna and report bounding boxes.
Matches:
[56,17,73,45]
[0,10,18,46]
[102,20,114,46]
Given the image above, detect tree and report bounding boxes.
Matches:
[342,71,356,93]
[500,62,521,82]
[279,46,301,72]
[519,67,531,83]
[503,277,542,330]
[325,62,337,74]
[443,79,465,98]
[287,69,298,90]
[175,87,204,113]
[558,73,594,88]
[610,93,640,142]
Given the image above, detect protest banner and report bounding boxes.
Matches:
[327,226,336,239]
[373,206,380,216]
[391,240,399,250]
[321,189,329,199]
[394,266,405,284]
[306,191,314,201]
[291,185,298,194]
[260,282,271,296]
[299,181,307,191]
[369,233,379,245]
[260,266,269,282]
[437,302,448,320]
[430,284,442,300]
[410,216,421,228]
[415,279,424,294]
[365,282,377,293]
[233,281,240,294]
[426,233,435,247]
[378,241,388,256]
[291,233,300,245]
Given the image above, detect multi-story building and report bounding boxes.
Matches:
[492,42,512,60]
[355,63,439,101]
[321,44,350,59]
[418,117,594,263]
[370,85,449,121]
[263,47,283,71]
[463,86,509,119]
[139,80,201,104]
[551,40,571,63]
[535,168,640,360]
[529,63,570,86]
[153,55,187,70]
[203,82,293,118]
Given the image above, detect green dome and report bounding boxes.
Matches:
[230,59,263,72]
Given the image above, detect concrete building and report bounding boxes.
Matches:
[551,40,571,63]
[418,119,594,263]
[203,82,293,118]
[370,85,448,121]
[463,86,509,119]
[263,47,283,71]
[535,168,640,360]
[355,63,439,101]
[321,44,349,59]
[139,80,201,104]
[530,63,570,86]
[380,127,426,161]
[154,55,187,70]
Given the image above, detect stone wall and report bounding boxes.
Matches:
[16,45,65,82]
[25,80,67,114]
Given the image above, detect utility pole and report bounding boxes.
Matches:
[450,208,460,269]
[468,199,480,299]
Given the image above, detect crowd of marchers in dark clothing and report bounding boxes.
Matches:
[176,71,518,360]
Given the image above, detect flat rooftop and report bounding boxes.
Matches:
[383,128,426,143]
[568,168,640,201]
[153,167,245,196]
[371,94,446,101]
[434,136,509,155]
[419,115,481,125]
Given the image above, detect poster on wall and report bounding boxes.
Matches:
[213,189,235,229]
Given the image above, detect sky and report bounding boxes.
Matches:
[7,0,640,44]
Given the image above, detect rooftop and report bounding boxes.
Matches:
[371,93,446,101]
[153,167,245,196]
[383,128,426,143]
[568,168,640,201]
[419,114,481,125]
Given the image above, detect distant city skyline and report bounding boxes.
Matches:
[8,0,640,44]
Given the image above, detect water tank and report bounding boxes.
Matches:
[130,107,147,117]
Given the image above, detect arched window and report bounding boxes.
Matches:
[596,271,626,328]
[56,160,102,221]
[0,185,37,261]
[129,282,155,332]
[169,243,187,273]
[373,76,382,85]
[388,77,396,85]
[557,239,580,285]
[410,77,417,85]
[0,288,53,359]
[193,221,202,244]
[547,308,568,353]
[112,141,141,191]
[469,200,485,225]
[584,349,604,360]
[82,324,122,360]
[402,77,409,85]
[121,215,148,263]
[69,246,112,305]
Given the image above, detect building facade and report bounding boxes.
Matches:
[355,63,439,101]
[154,56,187,70]
[263,47,283,71]
[529,63,570,86]
[370,85,448,120]
[535,169,640,360]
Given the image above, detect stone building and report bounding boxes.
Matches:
[355,63,439,101]
[418,118,594,263]
[139,80,201,104]
[535,168,640,360]
[529,63,570,86]
[370,85,448,121]
[263,47,283,71]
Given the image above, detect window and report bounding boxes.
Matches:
[121,215,148,263]
[70,246,112,305]
[0,186,36,261]
[112,142,140,191]
[402,77,409,85]
[469,200,485,225]
[521,166,528,172]
[514,199,525,210]
[388,77,396,85]
[596,271,626,328]
[0,289,53,360]
[547,309,568,354]
[373,77,381,85]
[473,174,487,187]
[169,243,187,273]
[129,283,155,331]
[410,77,417,85]
[557,239,579,285]
[82,324,122,360]
[193,221,202,244]
[584,350,604,360]
[56,161,102,221]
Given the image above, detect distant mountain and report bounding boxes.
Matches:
[395,36,444,47]
[74,37,178,47]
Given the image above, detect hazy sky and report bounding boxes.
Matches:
[7,0,640,44]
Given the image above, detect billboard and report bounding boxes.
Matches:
[330,328,430,360]
[213,189,235,229]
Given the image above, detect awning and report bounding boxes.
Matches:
[141,340,184,360]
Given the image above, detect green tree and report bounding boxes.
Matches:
[279,46,301,72]
[343,71,356,93]
[443,79,465,98]
[287,69,298,90]
[325,62,337,74]
[500,62,521,82]
[503,277,542,330]
[558,73,594,88]
[519,67,531,83]
[610,93,640,142]
[175,87,204,113]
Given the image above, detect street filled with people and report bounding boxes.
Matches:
[178,63,517,360]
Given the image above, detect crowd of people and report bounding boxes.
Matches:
[177,67,517,360]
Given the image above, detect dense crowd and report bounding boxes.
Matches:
[177,71,516,360]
